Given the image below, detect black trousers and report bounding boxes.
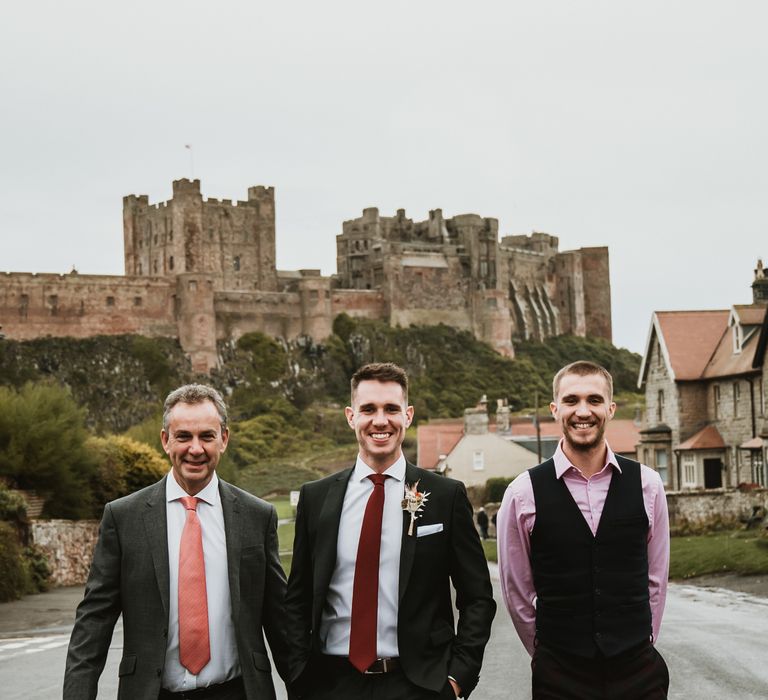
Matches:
[531,641,669,700]
[303,656,456,700]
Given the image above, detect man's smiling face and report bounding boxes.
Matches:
[161,399,229,495]
[345,379,414,472]
[550,371,616,452]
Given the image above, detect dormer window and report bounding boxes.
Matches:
[733,323,743,353]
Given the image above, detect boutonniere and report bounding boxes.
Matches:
[402,480,430,536]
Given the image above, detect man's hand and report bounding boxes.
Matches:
[448,678,461,697]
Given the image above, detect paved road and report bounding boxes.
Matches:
[2,574,767,699]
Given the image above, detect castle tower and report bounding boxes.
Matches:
[122,179,277,292]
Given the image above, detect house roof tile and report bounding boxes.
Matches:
[677,424,726,451]
[655,310,729,380]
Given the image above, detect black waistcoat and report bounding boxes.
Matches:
[529,455,651,658]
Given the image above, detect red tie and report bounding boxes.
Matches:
[349,473,389,673]
[178,496,210,675]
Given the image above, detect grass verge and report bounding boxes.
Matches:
[670,531,768,579]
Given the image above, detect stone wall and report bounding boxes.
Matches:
[666,488,768,533]
[31,519,99,586]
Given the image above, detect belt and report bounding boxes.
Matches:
[320,655,401,675]
[158,676,244,699]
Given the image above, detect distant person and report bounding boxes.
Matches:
[491,510,498,538]
[64,384,291,700]
[284,362,495,699]
[497,361,670,699]
[476,507,489,539]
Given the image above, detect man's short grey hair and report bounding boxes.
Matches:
[162,384,228,432]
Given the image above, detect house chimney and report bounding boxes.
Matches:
[753,259,768,304]
[496,398,510,433]
[464,398,489,435]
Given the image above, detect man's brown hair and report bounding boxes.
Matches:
[350,362,409,404]
[552,361,613,402]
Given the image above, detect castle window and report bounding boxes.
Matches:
[133,297,142,307]
[153,259,158,273]
[169,256,174,271]
[139,239,143,248]
[733,381,741,417]
[106,296,115,307]
[657,390,664,422]
[233,256,241,272]
[309,289,319,302]
[19,293,29,319]
[486,298,497,308]
[48,295,58,316]
[189,280,198,291]
[138,262,143,274]
[714,384,721,420]
[154,234,158,245]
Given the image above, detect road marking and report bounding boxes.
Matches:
[0,634,70,662]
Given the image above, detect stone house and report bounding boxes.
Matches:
[637,262,768,490]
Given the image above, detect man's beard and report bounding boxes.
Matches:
[563,422,606,452]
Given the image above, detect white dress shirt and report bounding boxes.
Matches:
[163,471,240,691]
[319,455,406,657]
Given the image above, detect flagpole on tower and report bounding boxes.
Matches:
[185,144,194,179]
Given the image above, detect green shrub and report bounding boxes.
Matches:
[0,484,28,523]
[86,435,168,515]
[23,544,51,593]
[485,477,514,503]
[0,522,31,602]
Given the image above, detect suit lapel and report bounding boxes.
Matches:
[398,463,420,603]
[142,477,170,618]
[219,480,242,623]
[314,468,352,620]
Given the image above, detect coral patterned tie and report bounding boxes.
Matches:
[178,496,210,674]
[349,473,388,673]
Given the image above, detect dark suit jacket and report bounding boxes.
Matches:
[284,463,496,698]
[64,476,291,700]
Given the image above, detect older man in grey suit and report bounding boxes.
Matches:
[64,384,290,700]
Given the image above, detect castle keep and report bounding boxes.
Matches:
[0,179,611,371]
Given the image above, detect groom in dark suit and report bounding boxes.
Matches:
[284,363,495,699]
[64,384,291,700]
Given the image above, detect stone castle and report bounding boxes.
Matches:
[0,179,611,372]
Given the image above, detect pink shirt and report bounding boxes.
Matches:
[497,440,670,656]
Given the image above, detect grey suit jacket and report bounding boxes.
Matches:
[64,476,291,700]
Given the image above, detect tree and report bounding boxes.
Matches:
[0,382,96,518]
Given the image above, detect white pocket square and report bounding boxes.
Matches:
[417,523,444,537]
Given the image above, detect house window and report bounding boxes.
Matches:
[714,384,721,420]
[682,454,696,487]
[657,390,664,422]
[473,450,485,471]
[733,382,740,418]
[106,296,115,307]
[655,449,669,485]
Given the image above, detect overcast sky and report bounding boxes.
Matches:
[1,1,766,353]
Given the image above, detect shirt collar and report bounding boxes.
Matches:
[353,452,406,483]
[552,438,620,479]
[165,469,220,505]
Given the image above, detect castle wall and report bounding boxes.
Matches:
[553,251,586,336]
[580,246,612,341]
[0,272,177,340]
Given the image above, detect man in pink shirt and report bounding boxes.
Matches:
[497,361,670,699]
